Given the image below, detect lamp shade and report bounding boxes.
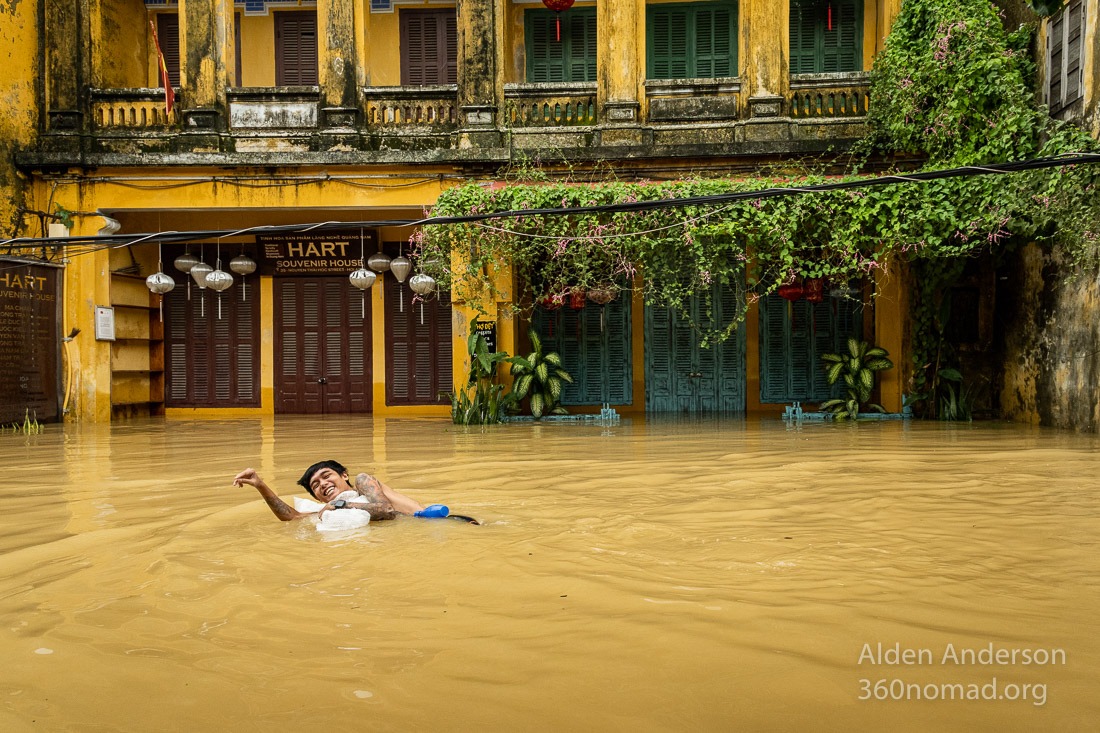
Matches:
[174,252,200,273]
[390,256,412,283]
[367,252,392,273]
[409,273,436,295]
[206,269,234,292]
[146,271,176,294]
[189,262,213,289]
[229,254,257,276]
[349,268,377,290]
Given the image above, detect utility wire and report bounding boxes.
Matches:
[2,152,1098,255]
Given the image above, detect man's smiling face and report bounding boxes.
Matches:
[308,467,353,501]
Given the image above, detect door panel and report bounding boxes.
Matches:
[644,281,745,414]
[274,277,372,414]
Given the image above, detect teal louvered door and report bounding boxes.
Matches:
[758,293,862,404]
[647,1,738,79]
[789,0,861,74]
[533,295,632,405]
[526,8,597,82]
[644,282,746,414]
[274,277,372,414]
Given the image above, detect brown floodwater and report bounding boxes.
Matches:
[1,416,1097,731]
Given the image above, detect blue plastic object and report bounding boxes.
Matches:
[414,504,450,518]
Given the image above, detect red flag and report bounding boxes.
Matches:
[149,19,175,116]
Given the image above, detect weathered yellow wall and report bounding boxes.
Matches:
[0,0,37,238]
[99,0,148,88]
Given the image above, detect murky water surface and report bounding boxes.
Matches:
[1,417,1098,731]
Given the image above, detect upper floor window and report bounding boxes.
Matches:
[1046,0,1085,116]
[525,8,597,83]
[647,1,738,80]
[789,0,862,74]
[401,9,458,85]
[156,14,181,87]
[275,10,318,86]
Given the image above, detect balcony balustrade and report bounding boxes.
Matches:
[788,72,871,118]
[90,89,178,130]
[503,83,598,127]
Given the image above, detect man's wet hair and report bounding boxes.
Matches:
[298,459,347,497]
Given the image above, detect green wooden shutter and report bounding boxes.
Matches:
[604,299,632,403]
[821,0,861,73]
[694,6,736,78]
[790,0,860,74]
[716,282,745,411]
[789,0,818,74]
[526,9,596,83]
[759,296,789,402]
[649,7,691,79]
[526,11,566,82]
[570,11,598,82]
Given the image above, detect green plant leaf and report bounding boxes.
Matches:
[847,337,861,359]
[535,361,549,383]
[939,368,963,382]
[528,328,542,354]
[865,347,889,359]
[821,352,844,364]
[530,392,545,418]
[543,352,563,367]
[555,369,574,384]
[858,368,875,391]
[825,362,845,385]
[547,377,563,399]
[865,357,894,372]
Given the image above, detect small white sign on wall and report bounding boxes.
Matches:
[94,306,115,341]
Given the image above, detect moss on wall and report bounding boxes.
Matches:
[0,0,37,238]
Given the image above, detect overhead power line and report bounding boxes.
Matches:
[2,152,1098,256]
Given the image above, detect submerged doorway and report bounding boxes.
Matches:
[274,277,372,414]
[644,282,746,414]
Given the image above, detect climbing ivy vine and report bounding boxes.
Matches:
[415,0,1100,413]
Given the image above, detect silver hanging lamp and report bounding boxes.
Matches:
[230,249,257,301]
[190,258,212,318]
[206,240,234,320]
[146,241,176,323]
[174,250,199,300]
[349,229,377,319]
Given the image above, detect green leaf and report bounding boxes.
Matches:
[547,377,563,399]
[821,353,844,364]
[514,374,533,400]
[819,398,845,411]
[555,369,574,384]
[938,368,963,382]
[825,362,845,385]
[528,328,542,354]
[544,352,563,367]
[847,337,861,359]
[865,357,894,372]
[865,347,889,359]
[859,368,875,392]
[535,361,549,384]
[530,392,545,418]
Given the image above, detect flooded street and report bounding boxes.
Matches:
[1,417,1097,731]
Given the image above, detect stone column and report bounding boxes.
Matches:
[741,0,788,120]
[43,0,87,134]
[179,0,234,131]
[597,0,644,145]
[456,0,501,148]
[317,0,360,129]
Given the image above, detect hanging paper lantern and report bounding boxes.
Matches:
[541,0,575,42]
[190,262,213,288]
[390,255,412,283]
[229,254,257,276]
[409,273,437,295]
[777,283,804,301]
[174,251,199,273]
[206,269,234,292]
[367,252,392,273]
[146,271,175,294]
[804,278,825,303]
[349,268,377,290]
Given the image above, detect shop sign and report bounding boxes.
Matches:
[0,261,59,423]
[256,230,379,276]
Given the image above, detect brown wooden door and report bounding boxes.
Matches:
[274,277,372,414]
[384,275,452,405]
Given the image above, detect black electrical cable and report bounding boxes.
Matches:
[2,152,1098,255]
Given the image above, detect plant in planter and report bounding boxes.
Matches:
[443,332,513,425]
[819,339,894,420]
[507,328,573,418]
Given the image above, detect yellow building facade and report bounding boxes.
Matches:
[2,0,913,423]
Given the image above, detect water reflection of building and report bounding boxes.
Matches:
[0,1,1091,424]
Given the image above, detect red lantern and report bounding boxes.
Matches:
[539,291,565,311]
[569,287,587,309]
[804,278,825,303]
[542,0,576,42]
[777,283,804,301]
